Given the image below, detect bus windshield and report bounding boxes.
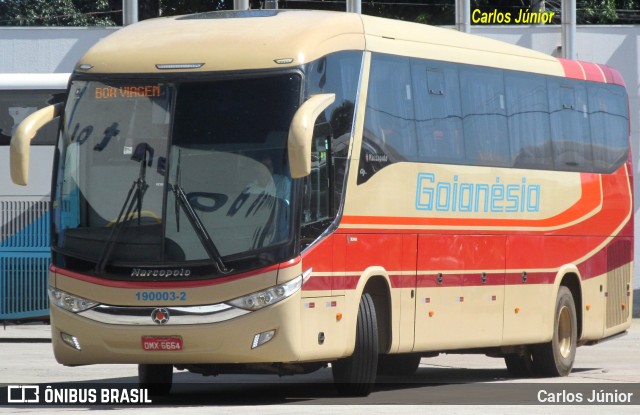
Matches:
[54,74,300,276]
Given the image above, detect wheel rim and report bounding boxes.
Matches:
[557,305,572,358]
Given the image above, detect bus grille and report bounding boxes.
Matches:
[0,200,50,320]
[606,239,632,329]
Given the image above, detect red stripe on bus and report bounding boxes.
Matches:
[561,59,624,86]
[51,262,283,289]
[504,271,556,285]
[558,58,585,80]
[598,64,626,86]
[389,274,416,289]
[416,273,464,288]
[301,234,632,292]
[302,275,333,291]
[578,239,633,278]
[279,256,302,270]
[598,64,614,84]
[577,61,606,83]
[302,257,632,292]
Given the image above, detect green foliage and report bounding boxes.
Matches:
[0,0,117,26]
[160,0,226,15]
[2,0,640,26]
[160,0,265,15]
[580,0,618,23]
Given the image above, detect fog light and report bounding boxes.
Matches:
[61,332,82,351]
[251,330,275,349]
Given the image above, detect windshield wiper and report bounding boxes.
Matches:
[95,143,152,273]
[172,149,231,274]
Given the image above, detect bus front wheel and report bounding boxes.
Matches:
[377,353,421,376]
[532,286,577,377]
[332,292,379,396]
[138,364,173,396]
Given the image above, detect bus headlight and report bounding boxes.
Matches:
[226,275,302,311]
[48,287,98,313]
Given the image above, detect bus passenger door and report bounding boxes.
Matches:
[396,234,417,353]
[331,234,346,295]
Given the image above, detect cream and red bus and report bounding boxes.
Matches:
[10,10,632,397]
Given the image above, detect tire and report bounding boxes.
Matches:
[138,364,173,396]
[504,351,535,377]
[532,286,577,377]
[377,354,421,377]
[332,292,379,396]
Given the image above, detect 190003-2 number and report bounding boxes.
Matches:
[135,291,187,301]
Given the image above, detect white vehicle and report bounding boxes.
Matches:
[0,73,68,320]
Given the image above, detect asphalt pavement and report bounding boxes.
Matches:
[1,319,639,414]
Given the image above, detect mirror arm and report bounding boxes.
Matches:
[10,102,63,185]
[288,93,335,179]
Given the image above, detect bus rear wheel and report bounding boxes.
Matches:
[332,292,379,396]
[504,351,535,377]
[138,364,173,396]
[532,286,577,377]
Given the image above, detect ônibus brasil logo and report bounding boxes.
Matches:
[6,385,153,404]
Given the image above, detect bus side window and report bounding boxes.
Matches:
[300,125,333,247]
[414,63,464,164]
[302,125,331,227]
[549,81,592,171]
[460,66,511,166]
[588,83,628,172]
[505,73,552,169]
[359,54,417,184]
[305,51,361,211]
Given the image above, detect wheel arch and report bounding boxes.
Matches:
[343,267,394,355]
[554,266,583,339]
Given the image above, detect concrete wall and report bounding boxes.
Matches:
[0,27,117,73]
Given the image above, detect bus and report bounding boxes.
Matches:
[1,73,68,321]
[10,10,632,396]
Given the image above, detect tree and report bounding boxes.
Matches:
[2,0,640,26]
[576,0,619,23]
[0,0,117,26]
[160,0,225,15]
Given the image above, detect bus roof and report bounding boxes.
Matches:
[0,73,70,90]
[76,10,564,76]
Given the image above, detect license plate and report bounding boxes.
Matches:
[141,336,183,351]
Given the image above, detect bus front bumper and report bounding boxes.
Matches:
[50,290,302,366]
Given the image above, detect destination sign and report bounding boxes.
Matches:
[95,85,164,99]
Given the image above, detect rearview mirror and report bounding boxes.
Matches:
[288,94,335,178]
[10,103,63,185]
